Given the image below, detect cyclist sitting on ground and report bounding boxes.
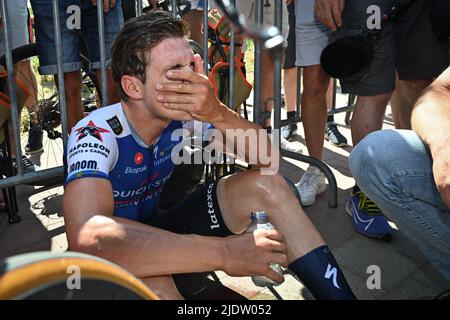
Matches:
[63,12,356,300]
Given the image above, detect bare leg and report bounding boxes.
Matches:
[326,78,333,112]
[216,170,356,299]
[216,170,325,261]
[57,71,83,131]
[140,275,184,300]
[351,93,391,146]
[95,68,121,106]
[301,65,330,160]
[261,51,275,128]
[391,75,431,129]
[15,60,38,122]
[181,10,204,45]
[283,67,297,114]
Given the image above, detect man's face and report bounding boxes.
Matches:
[142,37,195,121]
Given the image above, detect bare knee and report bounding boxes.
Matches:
[250,172,294,207]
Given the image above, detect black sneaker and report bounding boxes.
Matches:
[12,155,40,174]
[325,121,348,147]
[25,124,43,155]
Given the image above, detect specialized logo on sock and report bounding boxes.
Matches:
[324,264,341,289]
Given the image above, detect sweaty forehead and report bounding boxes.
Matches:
[149,37,193,67]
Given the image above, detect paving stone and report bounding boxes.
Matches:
[410,264,450,291]
[379,276,442,300]
[334,236,423,293]
[10,218,52,247]
[0,227,23,258]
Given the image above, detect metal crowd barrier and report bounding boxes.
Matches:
[0,0,358,219]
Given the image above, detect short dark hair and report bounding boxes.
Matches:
[111,12,190,101]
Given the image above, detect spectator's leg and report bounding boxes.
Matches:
[83,0,123,106]
[216,170,356,299]
[283,67,297,114]
[182,9,204,45]
[301,65,330,160]
[351,93,391,146]
[58,71,83,131]
[391,75,432,129]
[95,68,121,105]
[349,129,450,281]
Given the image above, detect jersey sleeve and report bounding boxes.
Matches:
[64,116,118,185]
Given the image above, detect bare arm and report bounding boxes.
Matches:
[412,67,450,207]
[315,0,345,31]
[63,178,287,282]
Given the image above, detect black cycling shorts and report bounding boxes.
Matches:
[146,181,234,237]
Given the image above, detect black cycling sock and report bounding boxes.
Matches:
[287,111,296,119]
[327,115,334,123]
[289,245,356,300]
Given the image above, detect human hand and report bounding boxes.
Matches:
[155,54,224,123]
[431,147,450,208]
[285,0,293,5]
[90,0,117,13]
[221,229,288,284]
[315,0,345,31]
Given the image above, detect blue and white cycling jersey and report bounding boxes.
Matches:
[64,102,210,222]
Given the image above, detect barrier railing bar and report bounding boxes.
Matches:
[272,0,282,133]
[0,0,23,175]
[204,0,209,74]
[0,167,64,189]
[52,0,69,144]
[296,67,301,115]
[137,0,143,16]
[228,0,236,109]
[97,0,109,107]
[172,0,177,17]
[253,0,263,126]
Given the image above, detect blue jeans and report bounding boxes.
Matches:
[349,129,450,281]
[31,0,124,74]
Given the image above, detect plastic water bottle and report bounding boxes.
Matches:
[247,211,284,287]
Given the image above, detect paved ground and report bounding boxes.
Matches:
[1,98,449,300]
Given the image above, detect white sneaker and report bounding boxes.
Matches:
[295,166,326,206]
[280,136,303,153]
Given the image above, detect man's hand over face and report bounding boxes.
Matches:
[315,0,345,31]
[155,54,223,123]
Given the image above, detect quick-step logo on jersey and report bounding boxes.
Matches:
[113,174,172,208]
[75,120,110,142]
[324,264,341,289]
